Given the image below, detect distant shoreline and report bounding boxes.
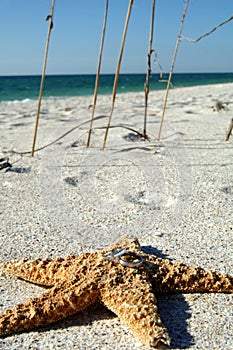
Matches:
[1,72,233,102]
[1,71,233,77]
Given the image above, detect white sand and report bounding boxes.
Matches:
[0,83,233,349]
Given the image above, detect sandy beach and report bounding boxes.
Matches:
[0,83,233,349]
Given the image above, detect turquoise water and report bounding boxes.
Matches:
[0,73,233,102]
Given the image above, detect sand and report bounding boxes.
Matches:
[0,83,233,349]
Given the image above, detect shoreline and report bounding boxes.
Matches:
[0,81,232,107]
[1,74,233,103]
[0,82,233,349]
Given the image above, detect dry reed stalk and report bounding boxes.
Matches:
[87,0,109,147]
[31,0,55,157]
[143,0,156,139]
[157,0,190,141]
[225,118,233,141]
[102,0,134,150]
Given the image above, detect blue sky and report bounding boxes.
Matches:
[0,0,232,75]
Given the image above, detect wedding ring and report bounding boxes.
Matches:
[118,250,144,268]
[105,248,144,268]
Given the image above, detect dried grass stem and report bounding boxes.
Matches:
[31,0,55,156]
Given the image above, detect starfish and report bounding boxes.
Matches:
[0,236,232,348]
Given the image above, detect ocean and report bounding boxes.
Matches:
[0,72,233,102]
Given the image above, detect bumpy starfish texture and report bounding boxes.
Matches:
[0,235,232,348]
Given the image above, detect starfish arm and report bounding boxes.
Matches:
[146,256,233,293]
[100,272,170,348]
[0,279,99,337]
[0,254,90,287]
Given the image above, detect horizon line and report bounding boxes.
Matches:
[1,71,233,77]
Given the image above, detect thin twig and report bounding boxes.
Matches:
[31,0,55,156]
[96,124,147,139]
[102,0,134,150]
[182,14,233,43]
[225,118,233,141]
[12,115,108,155]
[10,114,147,156]
[143,0,156,139]
[157,0,190,141]
[153,52,163,78]
[87,0,109,147]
